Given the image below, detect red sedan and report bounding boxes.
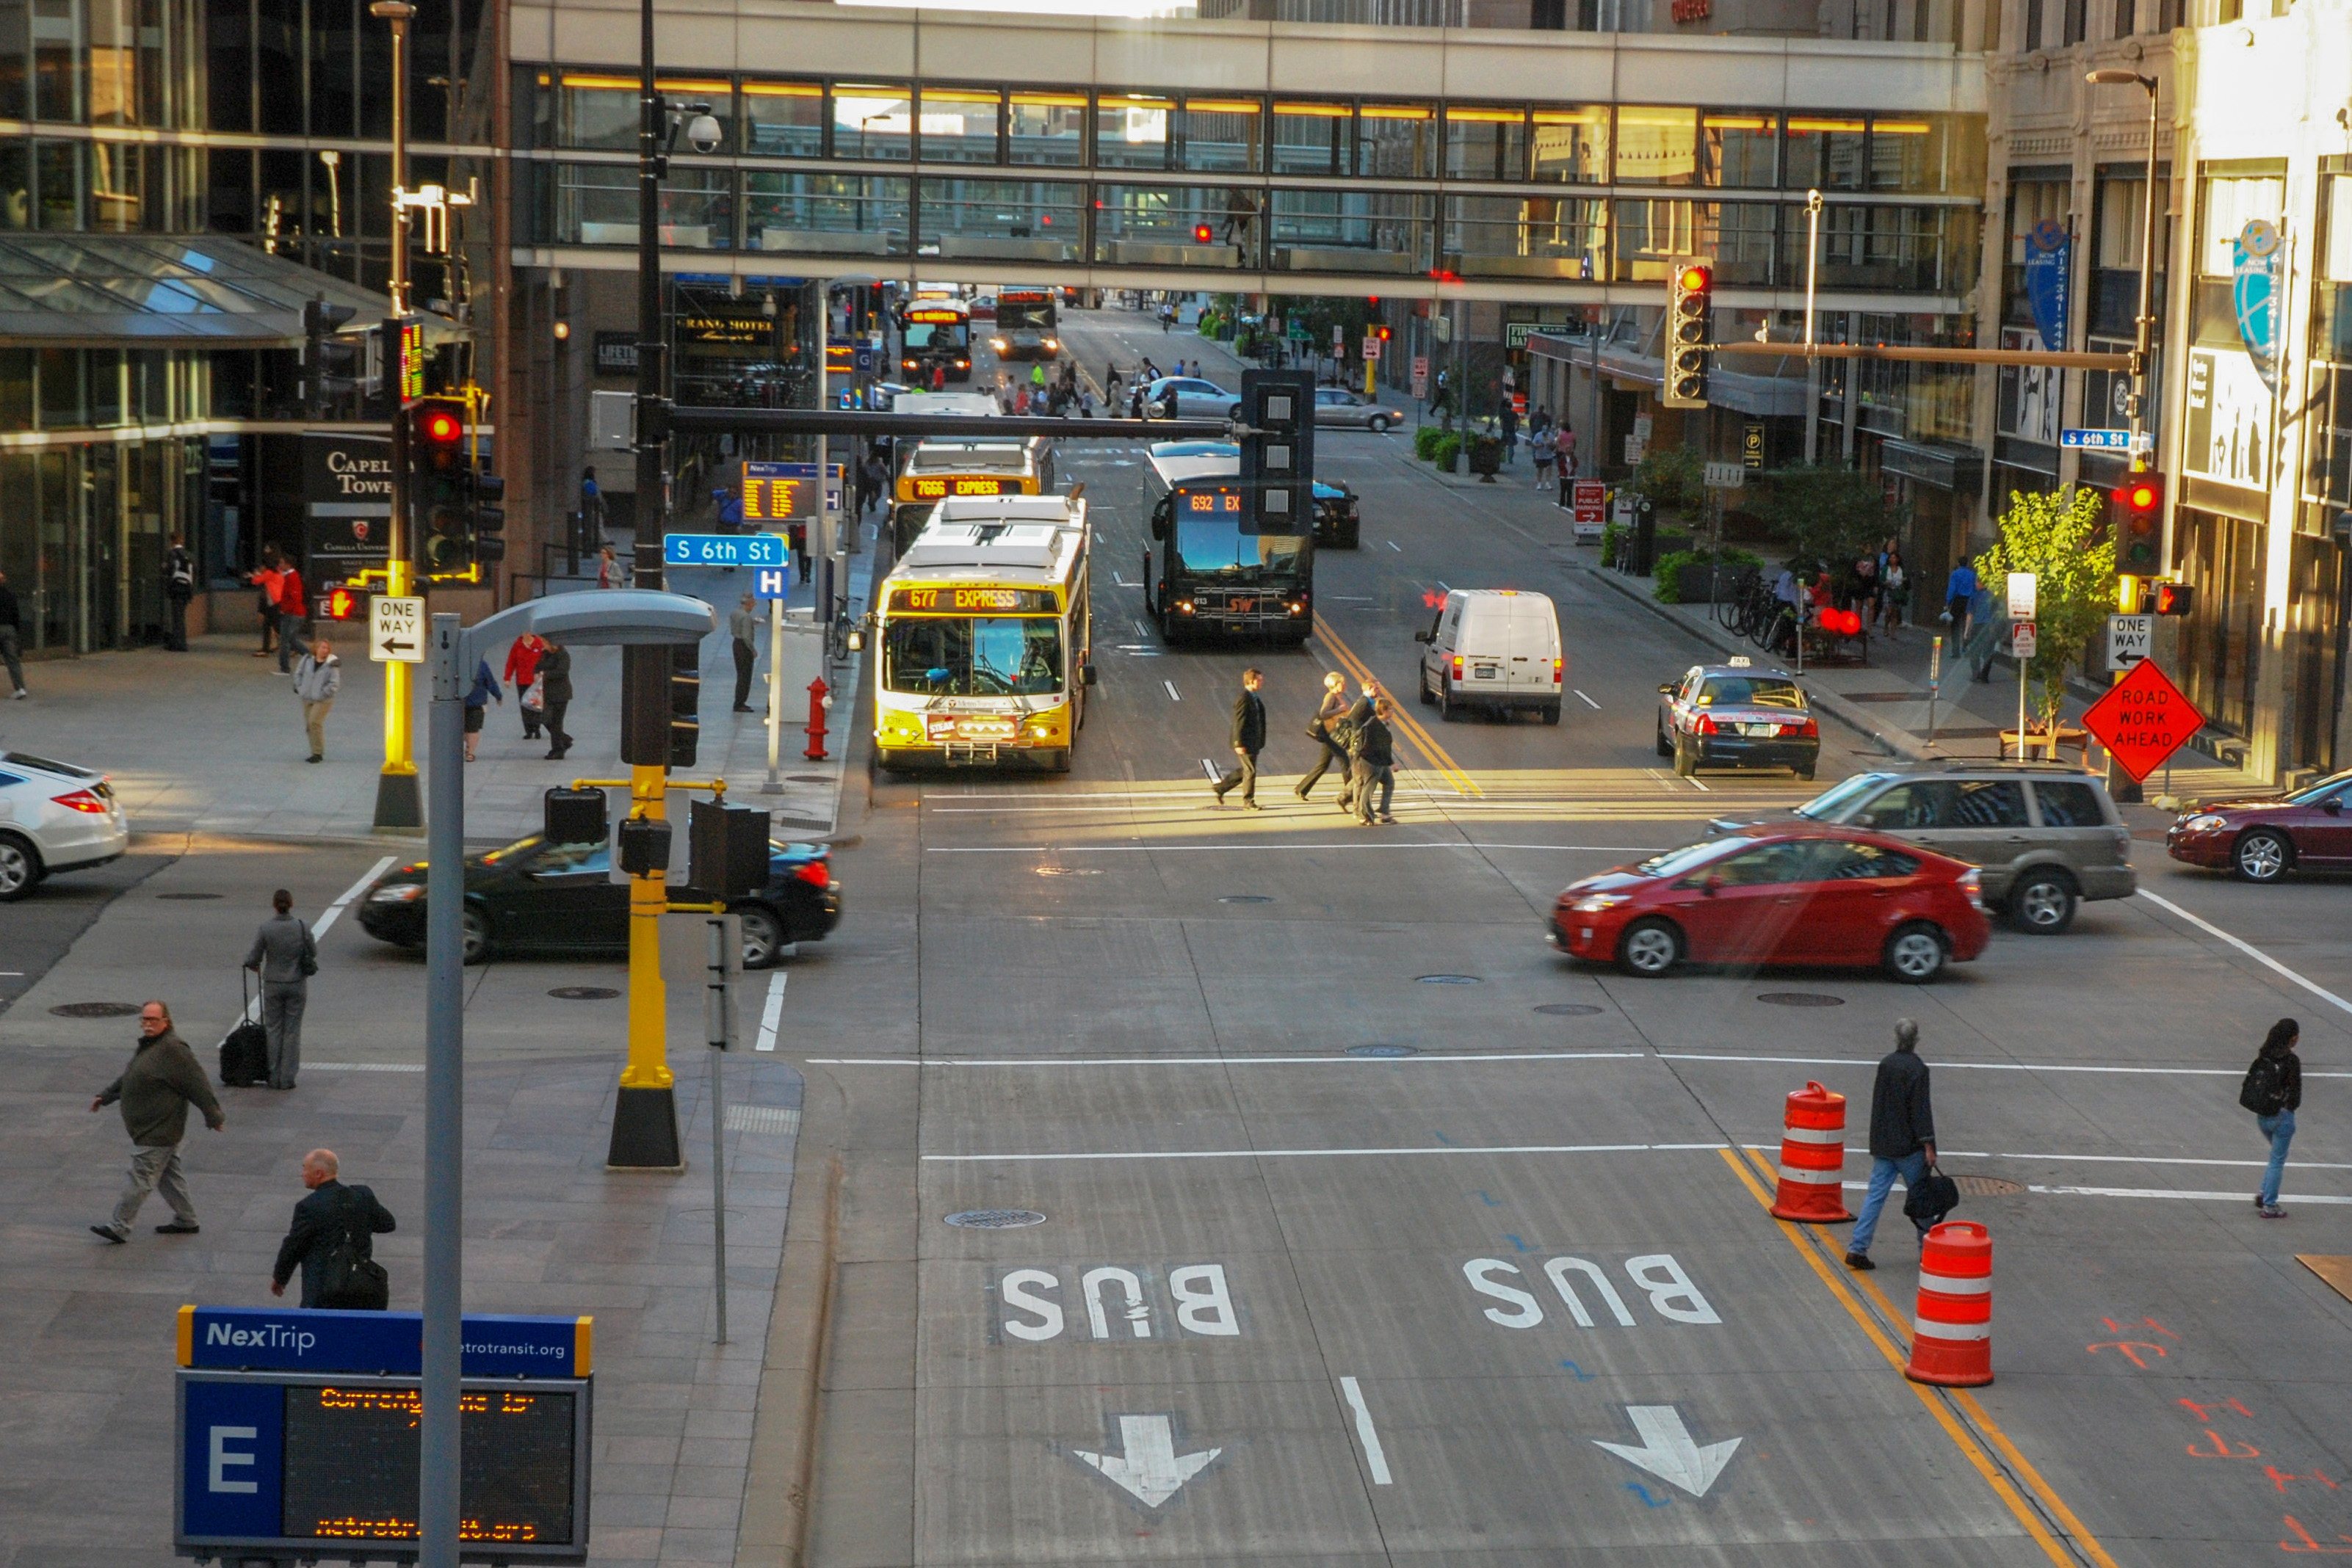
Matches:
[1548,824,1991,983]
[2166,769,2352,882]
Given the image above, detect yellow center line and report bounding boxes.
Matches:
[1723,1149,2116,1568]
[1312,613,1483,797]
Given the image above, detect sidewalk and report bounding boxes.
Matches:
[0,538,879,847]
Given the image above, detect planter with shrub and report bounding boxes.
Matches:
[1652,547,1764,604]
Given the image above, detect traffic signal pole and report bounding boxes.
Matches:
[370,0,422,832]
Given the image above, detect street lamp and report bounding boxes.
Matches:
[2086,69,2162,472]
[1802,186,1824,465]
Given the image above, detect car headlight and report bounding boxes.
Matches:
[1571,894,1629,913]
[2183,813,2226,832]
[369,883,426,904]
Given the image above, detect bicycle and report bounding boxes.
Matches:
[1713,567,1764,634]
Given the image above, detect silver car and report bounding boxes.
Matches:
[0,749,131,899]
[1313,385,1404,432]
[1716,762,2136,934]
[1143,376,1240,420]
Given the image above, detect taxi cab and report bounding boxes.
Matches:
[1655,658,1819,780]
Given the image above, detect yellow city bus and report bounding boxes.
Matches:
[889,439,1045,555]
[873,495,1094,773]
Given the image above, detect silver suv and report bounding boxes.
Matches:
[1713,763,2136,934]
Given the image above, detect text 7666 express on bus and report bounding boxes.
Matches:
[873,496,1095,773]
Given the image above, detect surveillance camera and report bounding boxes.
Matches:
[686,112,723,155]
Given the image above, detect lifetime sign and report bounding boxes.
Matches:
[176,1307,593,1564]
[664,531,787,568]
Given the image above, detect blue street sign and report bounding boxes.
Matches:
[178,1304,591,1378]
[665,531,786,568]
[753,566,792,600]
[2060,428,2135,450]
[854,345,877,377]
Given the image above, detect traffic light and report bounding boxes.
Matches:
[1661,260,1713,410]
[315,584,365,623]
[303,299,361,418]
[618,644,700,769]
[1374,325,1392,342]
[666,644,699,768]
[1193,223,1214,244]
[2113,472,2164,574]
[2153,579,2196,616]
[409,395,469,573]
[468,457,507,566]
[1237,368,1314,540]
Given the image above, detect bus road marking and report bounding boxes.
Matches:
[1336,1376,1393,1485]
[1164,679,1182,702]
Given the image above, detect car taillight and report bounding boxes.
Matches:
[1451,654,1463,679]
[792,860,831,888]
[1784,718,1818,737]
[1552,658,1563,683]
[51,789,109,813]
[1693,714,1717,736]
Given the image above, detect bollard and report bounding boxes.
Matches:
[1769,1081,1856,1223]
[803,677,831,761]
[1905,1221,1993,1387]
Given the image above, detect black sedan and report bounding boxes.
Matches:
[356,834,841,968]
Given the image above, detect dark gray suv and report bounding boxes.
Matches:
[1714,763,2135,934]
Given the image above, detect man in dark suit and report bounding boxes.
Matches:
[1211,668,1268,810]
[270,1148,397,1307]
[538,636,573,759]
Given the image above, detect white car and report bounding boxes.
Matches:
[1415,589,1565,724]
[0,750,130,899]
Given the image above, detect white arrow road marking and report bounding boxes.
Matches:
[1070,1415,1220,1509]
[1593,1406,1740,1498]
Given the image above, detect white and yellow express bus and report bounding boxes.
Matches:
[873,495,1094,772]
[889,440,1045,554]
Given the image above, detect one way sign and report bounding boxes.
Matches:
[370,595,424,663]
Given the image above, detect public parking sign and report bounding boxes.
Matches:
[2082,657,2205,781]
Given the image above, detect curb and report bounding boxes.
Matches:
[1581,567,1939,763]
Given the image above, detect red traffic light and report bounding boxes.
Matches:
[2115,478,2160,513]
[1193,224,1214,244]
[1375,325,1392,341]
[412,403,463,447]
[1677,264,1712,293]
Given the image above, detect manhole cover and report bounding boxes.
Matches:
[1347,1044,1420,1058]
[1416,974,1483,986]
[1758,992,1845,1007]
[786,774,831,784]
[156,892,223,901]
[944,1208,1046,1229]
[1219,894,1274,904]
[1533,1003,1604,1017]
[548,986,621,1001]
[1951,1175,2027,1197]
[50,1001,142,1018]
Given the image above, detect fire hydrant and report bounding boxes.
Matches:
[804,677,832,761]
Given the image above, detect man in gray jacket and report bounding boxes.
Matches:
[90,1001,225,1241]
[292,634,342,763]
[244,888,316,1090]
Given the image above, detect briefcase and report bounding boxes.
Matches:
[219,973,269,1087]
[1904,1167,1961,1227]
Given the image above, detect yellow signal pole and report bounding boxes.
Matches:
[371,0,422,831]
[621,764,674,1105]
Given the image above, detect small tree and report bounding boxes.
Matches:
[1751,464,1898,572]
[1627,447,1704,516]
[1980,486,2116,742]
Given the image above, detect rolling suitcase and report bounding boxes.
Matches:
[219,971,269,1087]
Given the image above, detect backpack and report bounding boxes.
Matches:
[168,553,194,593]
[2240,1054,2289,1117]
[314,1188,390,1310]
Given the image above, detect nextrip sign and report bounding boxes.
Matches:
[178,1305,592,1378]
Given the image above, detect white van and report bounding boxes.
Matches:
[1416,589,1563,724]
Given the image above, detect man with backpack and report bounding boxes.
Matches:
[2243,1018,2303,1218]
[270,1148,397,1308]
[1847,1018,1937,1270]
[164,534,195,651]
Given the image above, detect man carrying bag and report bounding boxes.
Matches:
[270,1148,397,1308]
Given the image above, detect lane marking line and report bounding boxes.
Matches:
[1739,1149,2123,1568]
[755,971,787,1053]
[1720,1149,2105,1568]
[1200,758,1222,783]
[1387,540,1401,551]
[2136,889,2352,1018]
[305,1061,425,1072]
[313,854,398,942]
[1574,689,1601,710]
[922,1141,1733,1162]
[812,1050,1648,1067]
[1656,1050,2352,1079]
[1336,1376,1393,1486]
[1113,573,1132,587]
[1735,1143,2352,1173]
[1684,775,1709,792]
[1163,678,1182,702]
[924,842,1681,854]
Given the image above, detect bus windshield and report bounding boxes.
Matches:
[904,321,969,353]
[884,616,1063,697]
[998,292,1056,334]
[1174,512,1306,576]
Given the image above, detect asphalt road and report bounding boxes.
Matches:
[772,306,2352,1565]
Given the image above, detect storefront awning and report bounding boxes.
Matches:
[0,235,452,350]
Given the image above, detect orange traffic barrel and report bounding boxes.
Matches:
[1770,1081,1855,1223]
[1906,1221,1994,1387]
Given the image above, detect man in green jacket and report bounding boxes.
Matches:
[90,1001,225,1241]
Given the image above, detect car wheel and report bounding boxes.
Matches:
[1369,415,1389,433]
[1419,668,1436,705]
[1618,918,1684,977]
[1541,702,1562,725]
[2234,830,2292,883]
[1795,764,1816,781]
[1655,716,1673,758]
[1884,921,1948,983]
[1437,681,1457,721]
[2009,870,2077,934]
[460,904,492,966]
[0,832,43,901]
[735,903,787,969]
[1672,736,1697,777]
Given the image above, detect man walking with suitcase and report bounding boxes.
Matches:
[244,888,316,1091]
[1847,1018,1936,1270]
[90,1001,223,1241]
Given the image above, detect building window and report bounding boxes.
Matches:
[1096,93,1171,172]
[1271,101,1349,178]
[1786,115,1867,192]
[1703,112,1779,189]
[742,81,824,159]
[2063,0,2087,43]
[2022,0,2044,48]
[834,84,912,161]
[551,73,735,153]
[919,86,1001,164]
[743,172,907,254]
[1008,91,1088,168]
[1444,106,1525,183]
[1615,106,1698,187]
[1179,97,1261,175]
[1530,108,1607,184]
[1357,103,1435,180]
[2114,0,2135,35]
